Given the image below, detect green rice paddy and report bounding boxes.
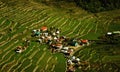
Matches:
[0,0,120,72]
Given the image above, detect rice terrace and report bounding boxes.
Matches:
[0,0,120,72]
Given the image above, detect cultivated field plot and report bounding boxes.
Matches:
[0,0,120,72]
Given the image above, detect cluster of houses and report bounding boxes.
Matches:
[15,46,27,53]
[15,40,30,53]
[67,56,80,72]
[97,31,120,44]
[31,26,90,54]
[106,31,120,36]
[15,26,90,72]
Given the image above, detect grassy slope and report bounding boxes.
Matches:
[0,0,120,72]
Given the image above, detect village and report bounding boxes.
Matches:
[15,26,120,72]
[15,26,92,72]
[0,0,120,71]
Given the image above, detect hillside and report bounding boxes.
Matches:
[34,0,120,13]
[0,0,120,72]
[74,0,120,13]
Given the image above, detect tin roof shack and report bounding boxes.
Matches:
[41,26,48,32]
[111,31,120,44]
[61,47,74,56]
[81,39,89,46]
[50,43,63,53]
[67,56,81,72]
[15,46,23,53]
[112,31,120,36]
[101,31,120,44]
[97,31,120,44]
[15,46,27,53]
[32,29,41,37]
[69,41,78,47]
[55,43,63,51]
[106,32,112,36]
[106,31,120,37]
[68,38,79,47]
[67,65,76,72]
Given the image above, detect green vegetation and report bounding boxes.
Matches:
[74,0,120,13]
[74,43,120,72]
[35,0,120,13]
[0,0,120,72]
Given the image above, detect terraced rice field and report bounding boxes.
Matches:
[0,1,120,72]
